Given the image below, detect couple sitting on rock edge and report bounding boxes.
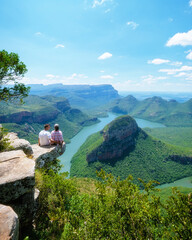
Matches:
[38,123,65,147]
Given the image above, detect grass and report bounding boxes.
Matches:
[145,127,192,149]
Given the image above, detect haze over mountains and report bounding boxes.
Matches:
[1,84,192,144]
[28,84,119,110]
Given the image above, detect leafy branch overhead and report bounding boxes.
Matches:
[0,50,30,102]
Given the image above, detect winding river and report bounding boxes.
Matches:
[59,112,165,174]
[59,112,192,189]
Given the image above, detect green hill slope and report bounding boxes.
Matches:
[0,95,99,143]
[70,115,192,187]
[109,96,192,127]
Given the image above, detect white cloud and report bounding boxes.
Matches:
[55,44,65,48]
[170,61,183,66]
[166,30,192,47]
[105,8,111,13]
[175,72,187,77]
[98,52,112,60]
[127,21,139,30]
[100,75,114,79]
[189,0,192,7]
[141,75,167,84]
[68,73,88,79]
[148,58,170,65]
[159,65,192,75]
[35,32,43,36]
[186,50,192,60]
[46,74,59,79]
[21,73,89,85]
[92,0,108,8]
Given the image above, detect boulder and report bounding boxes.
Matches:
[7,132,33,156]
[0,150,35,203]
[32,143,66,168]
[0,204,19,240]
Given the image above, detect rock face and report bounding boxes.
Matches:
[7,132,33,156]
[0,150,35,203]
[87,115,139,163]
[0,109,60,124]
[0,135,65,239]
[32,143,66,168]
[0,204,19,240]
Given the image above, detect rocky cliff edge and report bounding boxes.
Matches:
[0,132,65,240]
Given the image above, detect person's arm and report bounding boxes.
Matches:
[38,138,40,146]
[59,131,64,144]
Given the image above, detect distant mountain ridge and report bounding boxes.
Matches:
[28,84,120,109]
[109,95,192,127]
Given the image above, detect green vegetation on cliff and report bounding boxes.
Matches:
[109,95,192,127]
[145,127,192,149]
[70,116,192,187]
[31,165,192,240]
[0,95,99,143]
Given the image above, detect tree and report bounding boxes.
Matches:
[0,49,30,102]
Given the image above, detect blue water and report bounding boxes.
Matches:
[59,112,165,174]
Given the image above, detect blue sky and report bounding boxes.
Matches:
[1,0,192,92]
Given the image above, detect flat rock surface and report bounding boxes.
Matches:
[0,150,35,203]
[0,204,19,240]
[31,144,57,159]
[0,150,34,183]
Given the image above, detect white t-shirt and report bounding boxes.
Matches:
[39,130,51,146]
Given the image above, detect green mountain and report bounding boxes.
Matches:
[70,115,192,187]
[0,95,99,143]
[109,95,192,127]
[28,84,120,110]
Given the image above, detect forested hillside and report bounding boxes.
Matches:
[108,95,192,127]
[70,115,192,187]
[0,95,99,143]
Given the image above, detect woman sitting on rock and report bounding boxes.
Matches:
[51,124,64,145]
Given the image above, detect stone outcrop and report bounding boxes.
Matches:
[166,155,192,165]
[7,132,33,156]
[0,109,60,124]
[0,150,35,203]
[87,115,139,163]
[0,204,19,240]
[0,135,65,239]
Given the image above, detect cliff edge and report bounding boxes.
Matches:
[87,115,139,163]
[0,133,65,240]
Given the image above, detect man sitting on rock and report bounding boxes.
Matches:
[38,124,51,146]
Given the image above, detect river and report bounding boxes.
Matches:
[59,112,165,174]
[59,112,192,189]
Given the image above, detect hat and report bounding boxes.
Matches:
[54,124,59,127]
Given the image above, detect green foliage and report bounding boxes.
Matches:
[145,127,192,149]
[103,115,135,132]
[0,50,30,103]
[109,95,192,127]
[0,127,12,152]
[35,169,77,239]
[70,129,192,187]
[33,169,192,240]
[0,95,98,144]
